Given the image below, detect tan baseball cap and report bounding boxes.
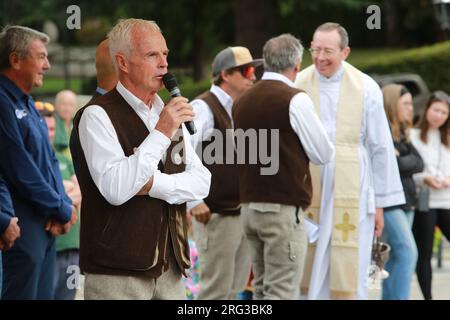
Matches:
[212,46,263,76]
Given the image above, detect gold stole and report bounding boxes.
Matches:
[295,62,364,298]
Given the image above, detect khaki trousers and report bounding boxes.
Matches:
[84,247,186,300]
[241,203,307,300]
[193,213,251,300]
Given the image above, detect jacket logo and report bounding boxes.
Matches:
[15,109,28,119]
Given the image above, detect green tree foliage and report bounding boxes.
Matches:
[360,41,450,93]
[1,0,447,84]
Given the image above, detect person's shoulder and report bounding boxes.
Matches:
[0,88,13,106]
[191,91,210,106]
[409,128,421,142]
[296,64,316,79]
[78,104,109,124]
[343,62,379,91]
[191,95,211,113]
[292,91,314,106]
[0,92,17,117]
[360,72,381,92]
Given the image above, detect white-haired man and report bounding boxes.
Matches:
[71,18,211,300]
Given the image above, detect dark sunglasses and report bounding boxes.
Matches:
[236,65,255,79]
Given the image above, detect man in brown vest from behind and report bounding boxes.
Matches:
[189,47,262,299]
[71,19,211,300]
[233,34,335,299]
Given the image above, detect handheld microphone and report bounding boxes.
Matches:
[162,73,197,135]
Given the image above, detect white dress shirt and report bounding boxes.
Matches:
[188,85,234,210]
[190,85,233,151]
[78,81,211,206]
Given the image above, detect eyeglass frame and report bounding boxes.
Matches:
[308,47,341,58]
[232,65,256,80]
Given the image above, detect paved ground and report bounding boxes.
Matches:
[76,240,450,300]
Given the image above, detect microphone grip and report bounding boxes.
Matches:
[184,121,197,135]
[168,88,197,135]
[163,73,197,135]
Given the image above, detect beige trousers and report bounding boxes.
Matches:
[192,213,251,300]
[84,248,186,300]
[241,203,307,300]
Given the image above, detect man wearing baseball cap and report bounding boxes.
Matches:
[188,46,262,299]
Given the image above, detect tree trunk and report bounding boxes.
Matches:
[384,0,403,46]
[191,0,206,81]
[232,0,278,59]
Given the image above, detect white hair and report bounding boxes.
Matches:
[263,33,303,73]
[107,18,161,71]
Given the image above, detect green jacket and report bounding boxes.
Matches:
[55,151,80,252]
[54,114,72,161]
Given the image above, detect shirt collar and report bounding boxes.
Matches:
[95,87,107,96]
[210,84,233,110]
[116,81,164,115]
[0,73,29,102]
[261,72,296,88]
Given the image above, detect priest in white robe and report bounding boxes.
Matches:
[295,22,405,300]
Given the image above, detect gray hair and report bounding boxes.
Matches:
[0,25,50,71]
[263,33,303,73]
[314,22,349,49]
[107,18,161,71]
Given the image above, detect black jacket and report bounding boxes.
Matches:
[386,135,424,212]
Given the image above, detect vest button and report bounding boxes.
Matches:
[173,153,182,165]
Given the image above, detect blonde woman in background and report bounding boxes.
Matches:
[381,84,423,300]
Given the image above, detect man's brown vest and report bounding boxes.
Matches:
[72,89,190,278]
[196,91,240,215]
[233,80,312,210]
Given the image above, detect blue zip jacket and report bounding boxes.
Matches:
[0,74,72,224]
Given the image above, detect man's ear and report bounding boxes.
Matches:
[220,69,229,82]
[115,53,128,73]
[342,46,351,60]
[9,52,21,70]
[295,58,302,72]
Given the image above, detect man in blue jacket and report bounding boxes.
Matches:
[0,175,20,296]
[0,25,76,299]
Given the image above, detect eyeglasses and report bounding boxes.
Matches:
[308,47,339,58]
[35,101,55,113]
[237,65,255,79]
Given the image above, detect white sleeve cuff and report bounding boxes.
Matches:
[141,129,171,154]
[148,171,176,203]
[187,200,204,210]
[375,190,406,208]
